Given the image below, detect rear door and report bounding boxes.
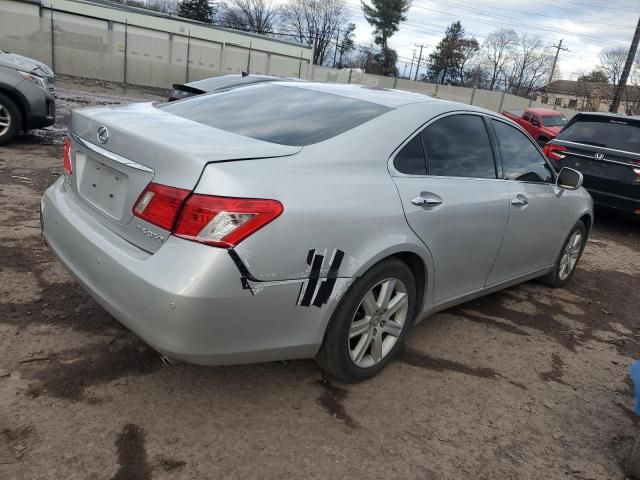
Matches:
[486,118,568,286]
[391,113,510,304]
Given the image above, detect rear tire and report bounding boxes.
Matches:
[540,220,586,288]
[316,258,417,383]
[0,93,21,146]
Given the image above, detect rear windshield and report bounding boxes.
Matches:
[541,115,566,127]
[160,84,391,146]
[557,116,640,152]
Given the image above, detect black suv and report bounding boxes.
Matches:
[544,112,640,218]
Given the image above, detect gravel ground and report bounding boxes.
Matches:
[1,76,640,480]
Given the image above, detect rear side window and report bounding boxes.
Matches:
[421,115,496,179]
[161,84,391,146]
[394,135,426,175]
[557,116,640,153]
[492,120,554,183]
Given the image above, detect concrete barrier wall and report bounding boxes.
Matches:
[0,0,583,118]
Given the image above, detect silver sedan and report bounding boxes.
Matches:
[41,82,592,382]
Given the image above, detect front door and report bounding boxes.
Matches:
[486,118,569,286]
[391,113,510,304]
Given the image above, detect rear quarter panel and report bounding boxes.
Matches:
[194,103,458,304]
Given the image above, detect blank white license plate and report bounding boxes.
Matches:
[77,154,129,219]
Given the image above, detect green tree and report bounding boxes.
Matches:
[427,21,478,84]
[178,0,215,23]
[361,0,411,75]
[336,23,356,68]
[577,70,610,84]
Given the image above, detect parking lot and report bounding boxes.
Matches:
[1,77,639,480]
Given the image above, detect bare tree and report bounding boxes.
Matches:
[599,46,627,85]
[282,0,350,65]
[507,34,544,94]
[219,0,280,35]
[483,29,518,90]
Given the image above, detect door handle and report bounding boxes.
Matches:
[511,195,528,207]
[411,194,443,207]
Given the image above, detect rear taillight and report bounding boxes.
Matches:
[132,182,190,231]
[174,195,283,248]
[543,144,567,161]
[133,183,283,248]
[63,137,72,175]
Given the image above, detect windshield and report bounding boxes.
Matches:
[541,115,567,127]
[558,116,640,152]
[160,84,391,146]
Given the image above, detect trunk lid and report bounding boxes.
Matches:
[552,140,640,199]
[68,102,300,252]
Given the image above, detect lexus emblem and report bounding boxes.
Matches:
[97,126,109,144]
[594,152,605,160]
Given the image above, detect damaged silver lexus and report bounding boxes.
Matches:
[41,82,592,381]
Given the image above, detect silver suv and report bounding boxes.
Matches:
[0,50,55,145]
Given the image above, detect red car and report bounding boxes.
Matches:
[501,108,568,144]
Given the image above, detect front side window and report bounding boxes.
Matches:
[421,114,496,179]
[492,120,554,183]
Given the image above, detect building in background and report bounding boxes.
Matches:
[0,0,313,89]
[538,80,640,115]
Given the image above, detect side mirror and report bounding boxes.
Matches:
[556,167,583,190]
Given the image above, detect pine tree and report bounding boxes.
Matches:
[427,21,468,83]
[178,0,215,23]
[361,0,411,76]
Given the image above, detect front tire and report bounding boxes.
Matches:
[316,258,417,382]
[540,220,586,288]
[0,93,21,146]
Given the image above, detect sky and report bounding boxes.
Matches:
[340,0,640,80]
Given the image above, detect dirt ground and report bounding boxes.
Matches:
[1,76,640,480]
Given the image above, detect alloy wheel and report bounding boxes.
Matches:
[559,230,583,280]
[348,278,409,368]
[0,104,11,137]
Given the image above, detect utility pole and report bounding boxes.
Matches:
[408,49,416,80]
[414,43,425,81]
[332,28,340,68]
[402,62,408,78]
[548,39,568,85]
[610,16,640,113]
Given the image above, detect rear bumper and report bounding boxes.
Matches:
[588,188,640,215]
[41,178,336,365]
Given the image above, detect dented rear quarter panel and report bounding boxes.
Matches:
[193,104,471,314]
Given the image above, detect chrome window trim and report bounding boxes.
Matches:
[553,139,640,159]
[71,133,154,174]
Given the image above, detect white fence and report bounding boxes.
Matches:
[0,0,579,119]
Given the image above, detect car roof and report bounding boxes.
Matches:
[183,74,289,92]
[571,111,637,121]
[273,81,438,108]
[528,108,562,115]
